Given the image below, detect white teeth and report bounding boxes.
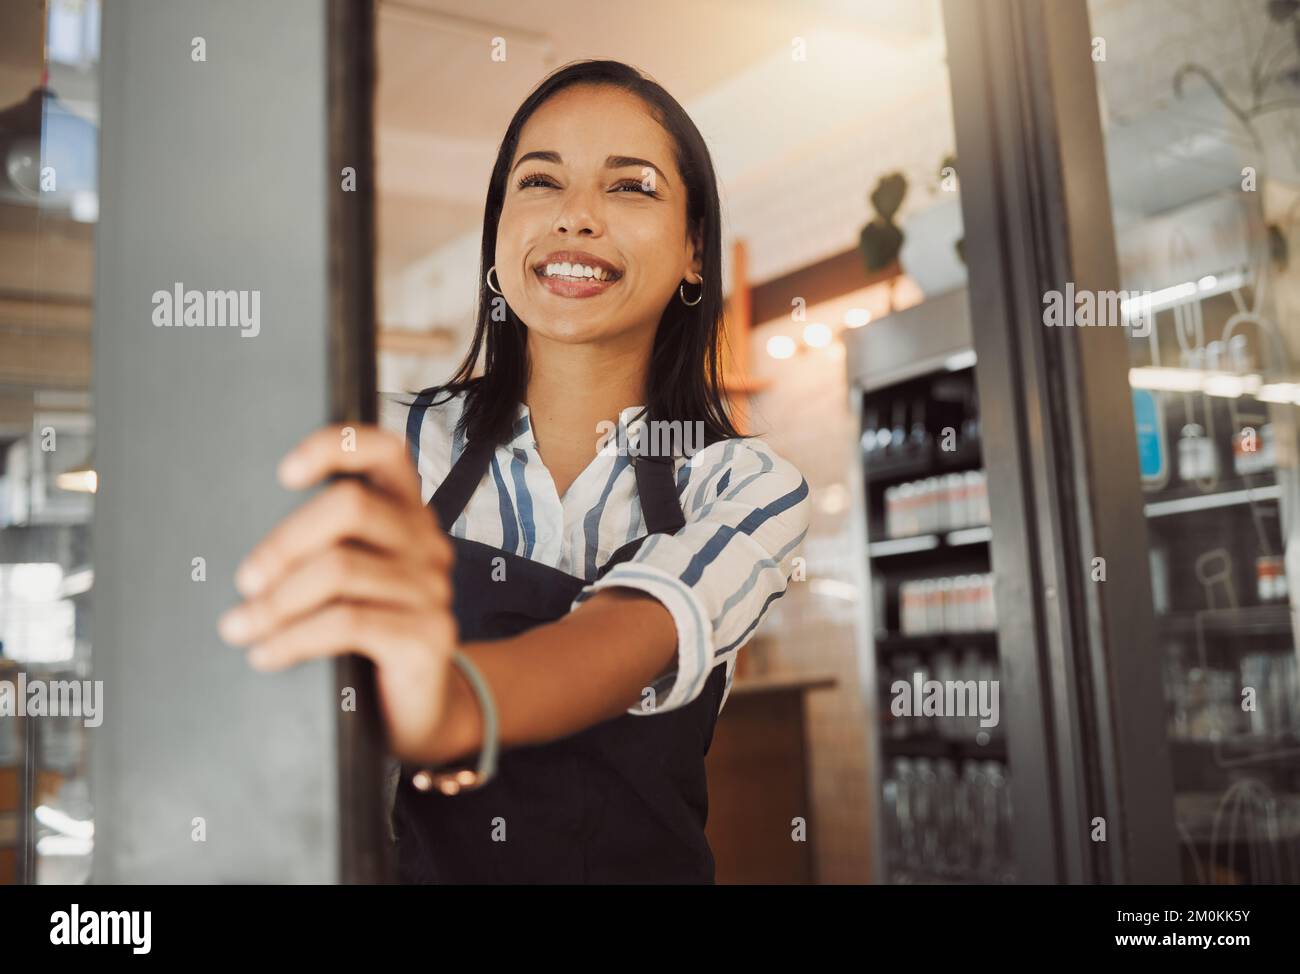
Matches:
[541,261,615,281]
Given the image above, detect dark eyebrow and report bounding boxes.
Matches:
[510,151,670,189]
[606,155,669,188]
[511,150,562,173]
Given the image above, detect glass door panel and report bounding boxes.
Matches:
[1091,0,1300,883]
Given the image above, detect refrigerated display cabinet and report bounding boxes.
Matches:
[847,289,1016,883]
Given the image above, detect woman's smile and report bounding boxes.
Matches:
[531,248,624,299]
[532,268,621,299]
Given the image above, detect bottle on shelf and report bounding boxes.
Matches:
[938,577,955,632]
[897,482,914,537]
[1204,340,1225,372]
[1149,545,1170,615]
[1177,422,1218,483]
[1233,422,1275,477]
[966,470,988,526]
[881,469,990,540]
[945,472,966,530]
[980,575,993,632]
[898,572,997,636]
[922,477,940,533]
[958,575,970,633]
[888,400,907,456]
[1227,334,1253,374]
[1255,555,1286,604]
[924,578,942,634]
[909,398,930,453]
[933,650,957,738]
[861,407,880,458]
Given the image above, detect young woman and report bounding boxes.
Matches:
[218,59,810,884]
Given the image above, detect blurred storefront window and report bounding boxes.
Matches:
[0,0,100,885]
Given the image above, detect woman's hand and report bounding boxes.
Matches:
[217,423,458,762]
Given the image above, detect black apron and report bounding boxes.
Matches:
[391,433,729,884]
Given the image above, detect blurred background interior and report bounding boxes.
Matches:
[4,0,1300,884]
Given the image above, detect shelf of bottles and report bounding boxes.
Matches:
[860,364,1014,884]
[1131,288,1300,884]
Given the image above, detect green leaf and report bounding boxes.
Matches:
[871,172,908,221]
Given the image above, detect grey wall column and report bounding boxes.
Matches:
[90,0,384,882]
[942,0,1179,883]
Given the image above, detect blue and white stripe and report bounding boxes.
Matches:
[380,389,811,718]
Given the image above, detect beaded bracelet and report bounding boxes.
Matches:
[410,650,499,796]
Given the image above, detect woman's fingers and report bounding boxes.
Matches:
[218,542,451,646]
[277,424,424,507]
[245,601,458,758]
[235,475,451,597]
[220,422,463,762]
[244,601,457,673]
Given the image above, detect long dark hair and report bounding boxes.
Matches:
[411,59,742,451]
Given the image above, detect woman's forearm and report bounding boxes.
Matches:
[422,588,679,765]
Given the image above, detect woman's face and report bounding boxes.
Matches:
[494,84,700,347]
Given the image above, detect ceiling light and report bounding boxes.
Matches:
[1129,366,1264,398]
[767,335,796,360]
[802,323,832,348]
[1129,366,1207,392]
[1201,373,1260,398]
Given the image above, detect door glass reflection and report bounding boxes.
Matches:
[1091,0,1300,883]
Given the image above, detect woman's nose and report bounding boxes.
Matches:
[551,184,604,236]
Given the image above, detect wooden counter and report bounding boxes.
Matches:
[704,673,836,884]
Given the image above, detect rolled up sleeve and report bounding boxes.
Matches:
[570,439,810,716]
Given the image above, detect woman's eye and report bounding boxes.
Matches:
[516,173,557,190]
[613,180,654,195]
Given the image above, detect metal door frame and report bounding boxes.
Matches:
[328,0,388,885]
[942,0,1180,883]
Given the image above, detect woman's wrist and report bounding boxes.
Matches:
[420,643,491,767]
[408,646,499,795]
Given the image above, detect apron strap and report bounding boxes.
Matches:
[633,454,686,536]
[429,435,496,528]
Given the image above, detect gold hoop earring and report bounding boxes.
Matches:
[679,277,704,307]
[486,266,503,296]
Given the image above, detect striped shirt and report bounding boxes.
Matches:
[378,388,810,718]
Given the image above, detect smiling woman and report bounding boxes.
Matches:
[450,62,736,459]
[221,59,810,885]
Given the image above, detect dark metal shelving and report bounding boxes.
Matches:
[881,736,1008,763]
[1155,605,1294,639]
[862,440,984,486]
[874,631,1000,655]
